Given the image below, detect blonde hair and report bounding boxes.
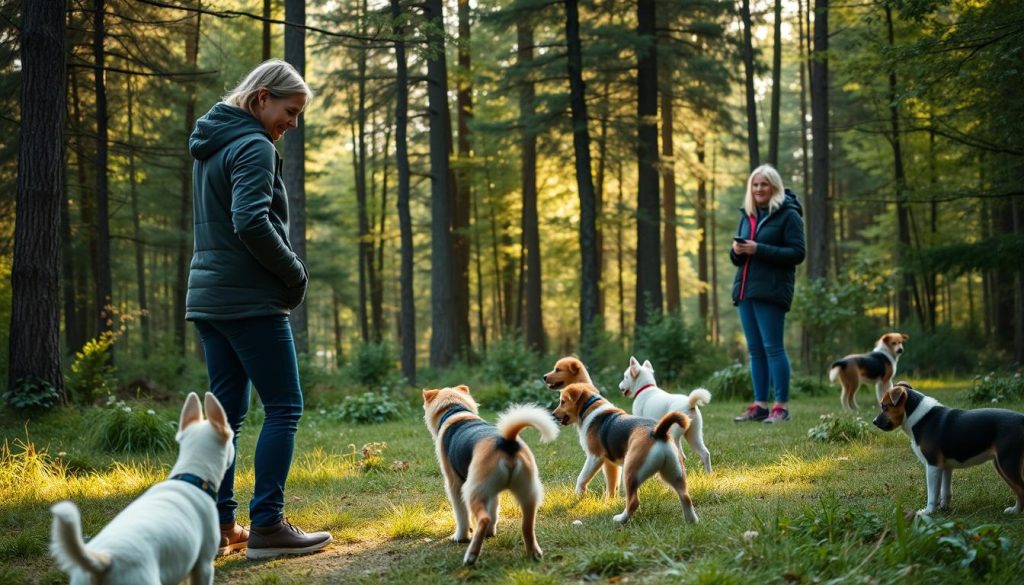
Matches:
[743,164,786,216]
[223,59,313,115]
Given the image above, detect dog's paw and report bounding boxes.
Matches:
[463,551,478,566]
[612,512,630,523]
[528,546,543,560]
[450,532,471,544]
[1004,505,1022,514]
[684,509,699,524]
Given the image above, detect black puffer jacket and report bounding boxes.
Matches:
[729,188,806,311]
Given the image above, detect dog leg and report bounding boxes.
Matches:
[463,498,491,566]
[519,497,542,560]
[189,561,215,585]
[485,497,499,537]
[684,418,713,473]
[994,450,1024,514]
[602,460,620,499]
[659,453,699,524]
[575,455,604,496]
[917,465,943,515]
[446,480,471,543]
[939,468,953,510]
[612,476,640,524]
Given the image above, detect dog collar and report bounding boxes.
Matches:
[170,473,218,501]
[632,383,655,398]
[577,394,602,418]
[437,404,473,432]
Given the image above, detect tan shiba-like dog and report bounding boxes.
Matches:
[422,385,559,565]
[830,332,909,409]
[619,356,713,473]
[553,383,699,524]
[50,392,234,585]
[542,356,594,391]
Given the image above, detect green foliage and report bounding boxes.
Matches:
[331,391,403,424]
[807,413,873,443]
[89,396,176,453]
[113,340,209,399]
[475,379,555,412]
[794,496,886,543]
[2,377,60,411]
[66,332,118,405]
[345,341,396,388]
[911,515,1013,576]
[965,369,1024,404]
[703,362,752,401]
[790,374,831,397]
[481,336,542,387]
[633,311,716,385]
[578,548,640,577]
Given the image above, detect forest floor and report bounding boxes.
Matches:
[3,378,1024,584]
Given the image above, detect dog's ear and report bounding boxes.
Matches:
[629,356,641,377]
[455,384,471,394]
[900,333,910,341]
[642,360,653,372]
[203,392,232,440]
[889,386,906,407]
[422,389,440,404]
[178,392,203,436]
[568,360,580,375]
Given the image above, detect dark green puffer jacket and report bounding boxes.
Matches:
[729,188,806,311]
[185,102,307,321]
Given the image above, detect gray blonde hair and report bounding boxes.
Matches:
[743,164,786,216]
[223,59,313,114]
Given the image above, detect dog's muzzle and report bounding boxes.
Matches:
[872,413,894,431]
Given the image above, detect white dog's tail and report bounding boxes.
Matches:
[828,365,841,383]
[688,388,712,410]
[50,501,112,577]
[496,404,560,444]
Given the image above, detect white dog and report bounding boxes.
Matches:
[50,392,234,585]
[619,356,713,473]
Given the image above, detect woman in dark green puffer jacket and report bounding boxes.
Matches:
[728,164,806,424]
[186,59,331,559]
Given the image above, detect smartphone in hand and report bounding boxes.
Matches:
[733,237,746,243]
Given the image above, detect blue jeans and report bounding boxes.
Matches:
[194,316,303,528]
[737,300,791,404]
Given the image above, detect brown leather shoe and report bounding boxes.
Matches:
[218,522,249,556]
[245,518,332,560]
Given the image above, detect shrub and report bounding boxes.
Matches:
[965,369,1024,404]
[2,377,60,411]
[476,379,556,412]
[703,363,752,401]
[66,331,119,404]
[90,396,176,453]
[481,337,542,386]
[896,323,984,377]
[807,413,872,443]
[790,374,831,397]
[332,391,403,424]
[346,341,396,388]
[633,312,696,385]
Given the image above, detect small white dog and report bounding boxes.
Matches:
[50,392,234,585]
[619,356,713,473]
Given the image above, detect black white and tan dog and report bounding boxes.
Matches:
[873,381,1024,516]
[422,385,559,565]
[829,332,909,409]
[552,382,699,524]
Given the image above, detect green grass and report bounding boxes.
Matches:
[3,380,1024,583]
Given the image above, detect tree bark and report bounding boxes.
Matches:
[661,56,679,315]
[635,0,662,327]
[425,0,459,368]
[741,0,760,170]
[798,0,811,195]
[519,21,545,353]
[175,2,200,356]
[454,0,472,357]
[565,0,601,354]
[284,0,309,352]
[262,0,271,60]
[768,0,782,167]
[126,78,150,356]
[696,136,708,328]
[885,5,915,326]
[9,0,66,401]
[392,0,415,382]
[93,0,113,342]
[807,0,829,280]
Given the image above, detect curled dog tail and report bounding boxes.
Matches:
[50,501,112,578]
[828,360,846,383]
[652,412,690,442]
[496,404,560,444]
[688,388,711,410]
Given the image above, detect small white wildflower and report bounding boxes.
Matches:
[58,451,67,457]
[106,395,115,405]
[572,520,584,527]
[122,406,132,413]
[992,398,999,403]
[147,409,156,415]
[743,530,759,540]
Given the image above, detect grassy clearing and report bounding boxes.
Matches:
[2,379,1024,584]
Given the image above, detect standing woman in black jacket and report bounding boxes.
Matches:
[729,165,806,423]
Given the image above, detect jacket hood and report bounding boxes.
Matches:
[189,102,269,160]
[739,187,804,217]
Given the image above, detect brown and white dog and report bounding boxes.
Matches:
[542,356,594,391]
[829,332,909,409]
[873,381,1024,516]
[552,382,699,524]
[422,385,559,565]
[619,356,713,473]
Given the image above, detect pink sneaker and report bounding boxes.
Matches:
[763,405,790,423]
[733,403,769,422]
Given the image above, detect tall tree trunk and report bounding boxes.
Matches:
[696,136,708,328]
[61,67,82,356]
[453,0,472,357]
[616,160,626,334]
[425,0,459,368]
[565,0,600,354]
[69,70,94,345]
[709,142,720,344]
[798,0,811,196]
[768,0,782,167]
[126,79,150,356]
[176,3,200,356]
[807,0,829,280]
[8,0,66,402]
[262,0,271,60]
[392,0,414,383]
[93,0,113,342]
[284,0,309,352]
[332,287,344,368]
[353,9,371,342]
[885,5,915,326]
[519,21,545,353]
[740,0,760,170]
[661,60,680,314]
[635,0,662,327]
[595,81,610,319]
